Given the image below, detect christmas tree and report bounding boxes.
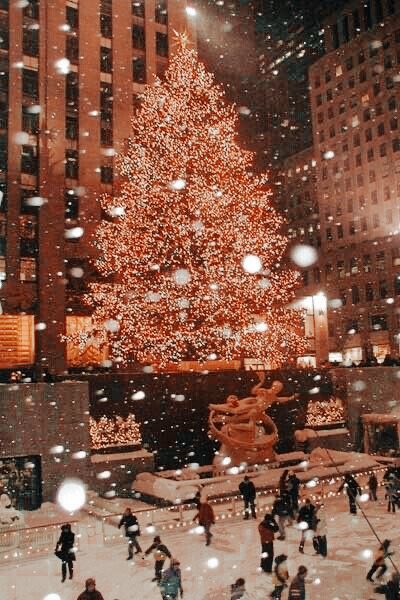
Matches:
[89,414,142,449]
[77,36,306,367]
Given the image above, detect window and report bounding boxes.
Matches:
[21,145,38,174]
[349,221,356,235]
[66,35,79,64]
[317,112,323,124]
[325,70,331,83]
[351,285,360,304]
[337,259,345,277]
[390,117,398,130]
[364,254,372,272]
[367,148,374,162]
[371,314,387,330]
[328,106,334,119]
[100,14,112,38]
[346,56,353,71]
[386,76,394,89]
[371,190,378,204]
[358,49,366,64]
[313,268,321,283]
[345,178,352,192]
[22,106,39,134]
[370,45,379,58]
[365,128,372,142]
[329,125,335,138]
[353,9,361,32]
[302,271,309,286]
[100,47,112,73]
[100,165,113,183]
[332,23,340,49]
[132,56,145,83]
[386,209,393,224]
[132,0,145,17]
[66,116,78,140]
[392,138,400,152]
[363,108,371,121]
[394,274,400,295]
[373,82,381,96]
[65,191,79,220]
[325,263,333,279]
[378,122,385,136]
[339,101,345,114]
[380,143,387,157]
[373,213,380,227]
[389,97,397,111]
[314,75,321,88]
[155,1,167,24]
[22,69,38,98]
[337,224,344,239]
[132,25,145,49]
[65,150,79,179]
[375,0,384,22]
[356,154,362,167]
[361,216,368,231]
[348,76,355,88]
[23,0,39,19]
[350,256,359,273]
[326,227,332,241]
[66,72,79,106]
[344,158,350,170]
[359,69,367,83]
[340,289,347,306]
[365,282,374,301]
[326,88,333,101]
[385,54,394,69]
[316,94,322,106]
[20,257,36,281]
[356,173,363,186]
[353,133,360,147]
[369,169,376,183]
[384,186,390,200]
[23,28,38,57]
[66,6,78,29]
[156,32,168,57]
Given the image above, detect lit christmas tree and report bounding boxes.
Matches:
[89,414,142,449]
[76,36,306,367]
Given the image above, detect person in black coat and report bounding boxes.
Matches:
[375,572,400,600]
[239,476,256,519]
[144,535,171,583]
[287,472,301,514]
[338,473,361,514]
[118,507,142,559]
[56,523,75,582]
[368,473,378,501]
[297,498,316,553]
[272,492,292,540]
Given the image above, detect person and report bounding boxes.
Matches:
[159,557,183,599]
[193,498,215,546]
[239,475,256,520]
[375,572,400,599]
[288,565,308,600]
[55,523,75,582]
[144,535,172,583]
[338,473,361,514]
[385,476,399,513]
[258,512,279,573]
[313,503,327,557]
[367,540,394,582]
[231,577,246,600]
[278,470,289,494]
[287,471,301,514]
[297,498,316,554]
[77,578,104,600]
[118,507,142,559]
[368,473,378,501]
[272,492,292,540]
[271,554,289,599]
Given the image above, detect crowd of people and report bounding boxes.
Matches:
[54,468,400,600]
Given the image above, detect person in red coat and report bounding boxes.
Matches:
[258,512,279,573]
[193,499,215,546]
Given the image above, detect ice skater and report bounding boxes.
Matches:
[55,523,76,582]
[76,578,104,600]
[338,473,361,514]
[297,498,316,554]
[144,535,172,583]
[385,476,399,513]
[313,503,327,557]
[287,471,301,514]
[239,475,256,519]
[118,507,142,559]
[271,553,289,599]
[368,473,378,501]
[272,492,292,540]
[230,577,246,599]
[159,557,183,599]
[288,565,308,600]
[366,539,394,582]
[193,498,215,546]
[258,512,279,573]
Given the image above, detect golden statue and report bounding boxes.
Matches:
[208,373,297,466]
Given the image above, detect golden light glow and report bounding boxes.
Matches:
[71,39,306,366]
[89,414,141,449]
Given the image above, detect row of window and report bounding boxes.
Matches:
[341,313,390,335]
[324,210,394,240]
[0,256,36,282]
[317,95,398,126]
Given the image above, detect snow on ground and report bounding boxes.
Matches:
[1,490,399,600]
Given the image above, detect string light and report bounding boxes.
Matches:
[306,397,345,427]
[89,414,141,449]
[68,36,306,367]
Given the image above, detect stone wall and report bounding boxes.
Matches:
[330,367,400,449]
[0,382,92,502]
[91,449,154,497]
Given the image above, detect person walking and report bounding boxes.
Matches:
[239,475,256,520]
[144,535,172,583]
[297,498,316,554]
[288,566,308,600]
[55,523,76,582]
[258,512,279,573]
[374,572,400,599]
[159,558,183,600]
[230,577,246,600]
[338,473,361,514]
[367,540,394,582]
[287,471,301,515]
[271,554,289,599]
[368,473,378,501]
[313,503,327,557]
[272,492,292,540]
[193,498,215,546]
[76,578,104,600]
[118,507,142,559]
[278,470,289,494]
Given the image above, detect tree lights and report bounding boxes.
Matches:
[89,414,142,450]
[73,37,306,367]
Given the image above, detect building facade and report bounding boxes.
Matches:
[0,0,189,372]
[307,0,400,363]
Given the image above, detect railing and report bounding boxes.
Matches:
[0,520,79,564]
